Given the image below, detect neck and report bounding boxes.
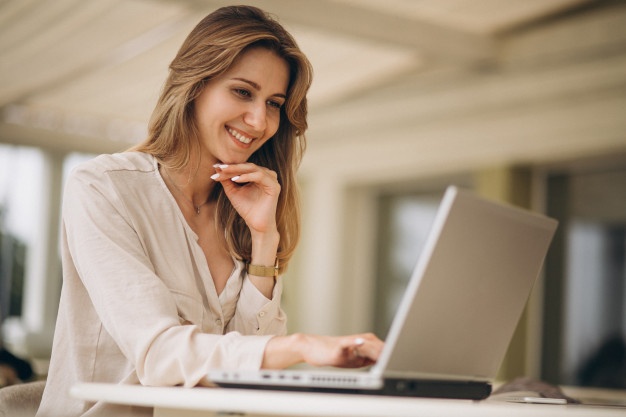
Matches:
[160,162,216,214]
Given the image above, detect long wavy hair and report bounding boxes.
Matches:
[131,5,313,271]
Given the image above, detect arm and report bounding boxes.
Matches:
[213,163,385,369]
[213,163,281,299]
[226,274,287,336]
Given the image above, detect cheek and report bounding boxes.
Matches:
[196,91,231,126]
[266,112,282,138]
[194,101,214,133]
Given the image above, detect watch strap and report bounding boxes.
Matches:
[246,262,279,277]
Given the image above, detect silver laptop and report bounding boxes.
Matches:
[208,186,558,399]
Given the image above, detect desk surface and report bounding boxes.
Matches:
[71,383,626,417]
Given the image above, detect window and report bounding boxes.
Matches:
[543,164,626,388]
[373,189,446,337]
[0,145,45,324]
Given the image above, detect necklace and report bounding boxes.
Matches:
[162,166,209,215]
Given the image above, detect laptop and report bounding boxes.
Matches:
[208,186,558,400]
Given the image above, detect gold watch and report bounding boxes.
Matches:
[246,262,279,278]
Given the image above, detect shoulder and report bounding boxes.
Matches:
[66,152,157,200]
[72,152,155,178]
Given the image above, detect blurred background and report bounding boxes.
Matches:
[1,0,625,389]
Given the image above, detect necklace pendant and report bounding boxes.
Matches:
[195,206,201,215]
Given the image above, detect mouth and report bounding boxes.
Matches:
[227,127,254,145]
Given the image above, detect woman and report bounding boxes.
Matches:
[37,5,383,417]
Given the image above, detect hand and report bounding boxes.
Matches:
[299,333,383,368]
[212,163,280,234]
[262,333,384,369]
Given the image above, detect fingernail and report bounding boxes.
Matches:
[212,163,228,169]
[210,173,220,180]
[354,337,365,346]
[231,176,240,182]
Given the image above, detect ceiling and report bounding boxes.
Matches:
[1,0,625,182]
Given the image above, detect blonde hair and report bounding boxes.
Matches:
[131,5,313,270]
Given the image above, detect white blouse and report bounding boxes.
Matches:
[37,152,286,417]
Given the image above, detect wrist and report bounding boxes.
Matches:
[250,229,280,265]
[250,228,280,246]
[246,260,279,278]
[262,334,306,369]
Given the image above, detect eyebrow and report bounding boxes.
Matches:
[232,77,287,99]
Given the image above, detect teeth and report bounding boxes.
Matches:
[228,128,253,144]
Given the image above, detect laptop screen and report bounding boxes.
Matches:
[376,186,557,381]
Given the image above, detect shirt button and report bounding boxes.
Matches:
[215,319,222,326]
[259,311,266,317]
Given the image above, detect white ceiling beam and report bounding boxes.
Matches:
[308,49,626,145]
[0,121,130,155]
[0,3,194,107]
[0,104,144,154]
[498,0,626,66]
[180,0,497,63]
[304,1,626,144]
[300,92,626,184]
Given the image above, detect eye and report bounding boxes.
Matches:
[267,99,283,110]
[234,88,251,98]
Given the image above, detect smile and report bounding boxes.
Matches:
[227,127,253,144]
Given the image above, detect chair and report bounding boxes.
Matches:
[0,380,46,417]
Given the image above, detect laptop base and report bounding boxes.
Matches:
[213,378,492,400]
[381,378,491,399]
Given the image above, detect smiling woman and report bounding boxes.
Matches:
[36,5,383,417]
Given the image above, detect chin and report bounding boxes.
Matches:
[219,155,252,165]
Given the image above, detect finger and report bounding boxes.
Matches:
[211,163,245,182]
[231,171,279,189]
[338,336,362,351]
[212,164,277,186]
[352,337,365,357]
[228,172,280,200]
[213,162,266,177]
[350,334,384,361]
[336,337,364,363]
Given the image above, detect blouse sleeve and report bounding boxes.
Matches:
[226,276,288,336]
[62,165,274,387]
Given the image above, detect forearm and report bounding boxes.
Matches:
[248,229,280,299]
[261,334,306,369]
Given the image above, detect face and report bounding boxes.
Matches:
[193,47,290,165]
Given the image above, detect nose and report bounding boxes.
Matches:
[243,102,266,132]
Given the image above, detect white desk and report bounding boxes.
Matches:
[71,383,626,417]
